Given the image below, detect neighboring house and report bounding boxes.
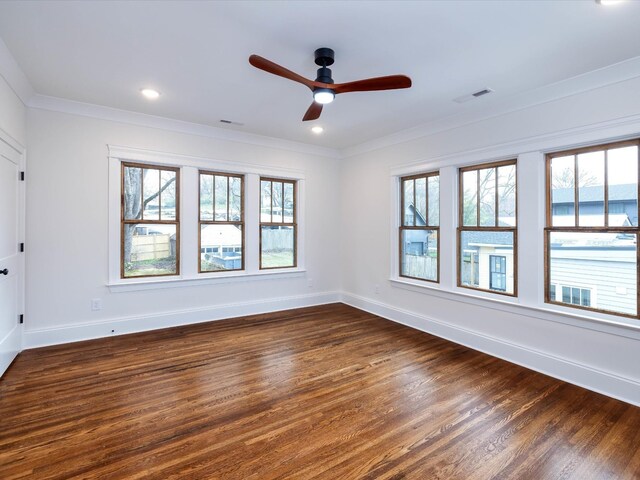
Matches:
[200,224,242,270]
[461,230,514,293]
[551,184,638,225]
[406,190,638,310]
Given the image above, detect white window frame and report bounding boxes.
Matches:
[107,145,305,292]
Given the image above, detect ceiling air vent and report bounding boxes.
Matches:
[219,119,244,126]
[472,88,492,97]
[453,88,494,104]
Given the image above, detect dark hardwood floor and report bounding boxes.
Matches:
[1,303,639,479]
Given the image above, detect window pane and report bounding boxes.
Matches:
[230,176,242,222]
[498,164,517,227]
[261,225,295,268]
[562,286,571,303]
[548,231,637,316]
[214,175,228,221]
[123,166,142,220]
[123,224,177,277]
[551,155,575,227]
[428,176,439,226]
[577,151,605,226]
[479,168,496,227]
[261,180,272,222]
[460,230,514,294]
[283,182,294,223]
[403,179,414,226]
[142,168,160,220]
[549,284,556,301]
[608,146,638,227]
[401,229,438,281]
[571,287,580,305]
[200,224,242,272]
[200,174,213,221]
[272,181,283,223]
[160,170,177,220]
[462,170,478,226]
[582,289,591,307]
[415,178,426,226]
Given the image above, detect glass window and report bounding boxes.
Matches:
[122,163,179,278]
[458,160,517,295]
[399,172,439,282]
[546,140,639,317]
[199,171,244,273]
[260,178,296,269]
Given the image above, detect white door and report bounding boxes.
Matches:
[0,135,23,376]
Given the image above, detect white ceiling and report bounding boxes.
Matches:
[0,0,639,150]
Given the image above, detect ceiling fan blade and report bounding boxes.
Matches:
[332,75,412,94]
[249,54,318,90]
[302,102,323,121]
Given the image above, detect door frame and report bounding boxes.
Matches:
[0,125,25,377]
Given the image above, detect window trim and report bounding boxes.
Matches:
[259,176,297,270]
[120,161,181,279]
[198,170,245,274]
[545,138,640,319]
[457,159,518,297]
[399,171,440,283]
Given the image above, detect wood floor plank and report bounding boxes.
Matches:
[0,303,638,479]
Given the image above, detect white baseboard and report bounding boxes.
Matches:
[23,291,340,349]
[0,325,21,377]
[341,292,640,407]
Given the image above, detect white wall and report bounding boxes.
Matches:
[24,108,342,345]
[340,76,640,406]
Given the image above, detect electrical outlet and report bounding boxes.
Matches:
[374,284,380,294]
[91,298,103,311]
[307,278,313,288]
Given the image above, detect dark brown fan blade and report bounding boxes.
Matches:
[249,55,320,90]
[302,102,323,122]
[332,75,412,95]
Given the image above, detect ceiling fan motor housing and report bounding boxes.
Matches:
[316,67,333,84]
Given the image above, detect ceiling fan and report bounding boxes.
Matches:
[249,48,412,121]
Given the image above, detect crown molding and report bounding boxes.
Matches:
[390,112,640,177]
[28,94,341,159]
[0,37,34,105]
[341,55,640,159]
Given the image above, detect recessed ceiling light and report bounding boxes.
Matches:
[311,126,324,134]
[141,88,160,100]
[596,0,624,5]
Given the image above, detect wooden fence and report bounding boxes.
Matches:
[261,227,294,252]
[131,234,172,261]
[402,255,437,279]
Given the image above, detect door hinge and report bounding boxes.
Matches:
[19,314,24,324]
[19,171,25,181]
[19,242,24,252]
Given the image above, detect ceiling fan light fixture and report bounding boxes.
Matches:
[313,88,335,104]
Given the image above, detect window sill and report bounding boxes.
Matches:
[108,268,306,292]
[389,277,640,340]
